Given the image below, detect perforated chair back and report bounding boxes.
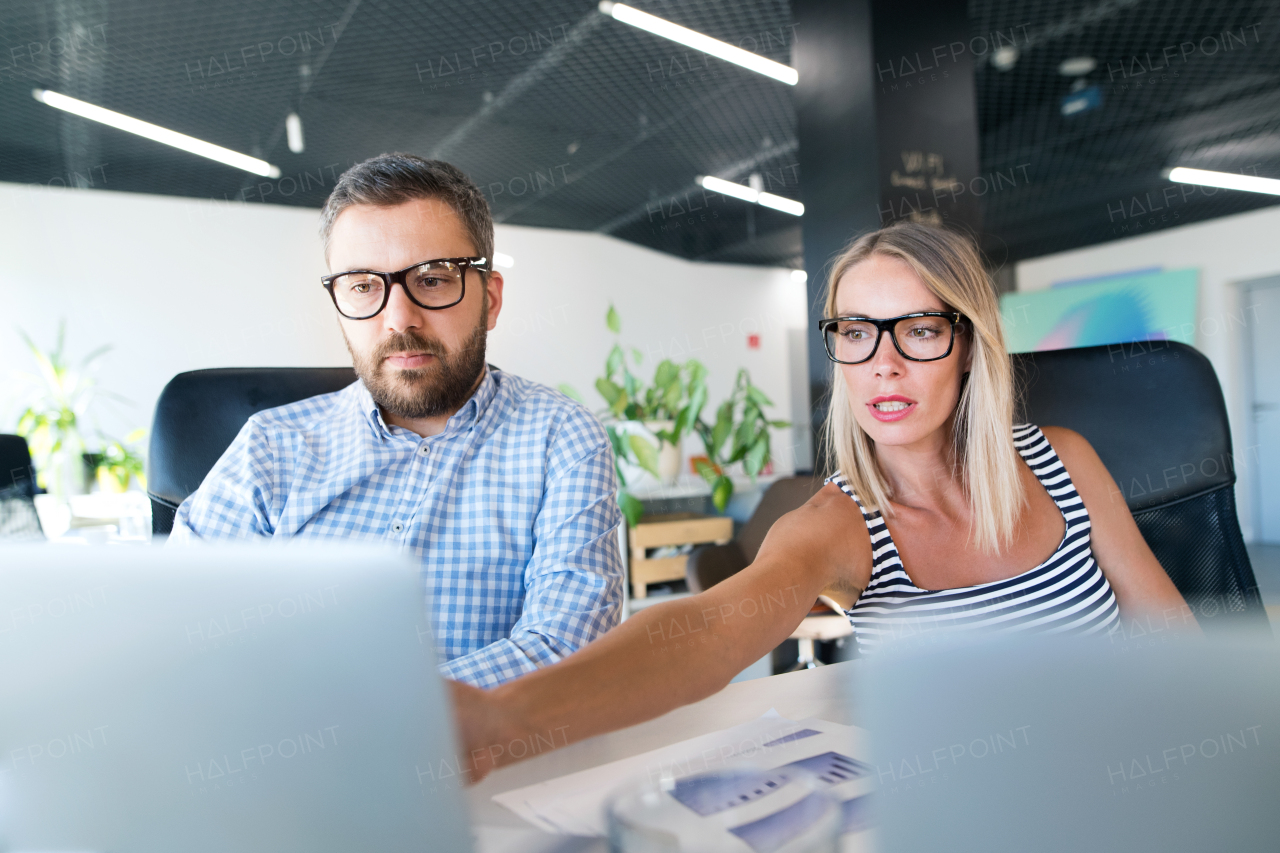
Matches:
[1014,341,1267,632]
[0,433,43,540]
[147,368,356,535]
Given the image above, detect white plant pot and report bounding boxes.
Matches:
[644,420,683,487]
[614,420,683,489]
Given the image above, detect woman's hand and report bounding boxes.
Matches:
[447,680,525,785]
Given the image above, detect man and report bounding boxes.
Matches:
[170,153,624,688]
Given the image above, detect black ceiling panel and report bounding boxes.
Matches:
[2,0,1277,267]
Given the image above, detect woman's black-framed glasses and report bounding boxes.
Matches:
[819,312,962,365]
[321,256,489,320]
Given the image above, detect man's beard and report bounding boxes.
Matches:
[344,304,489,421]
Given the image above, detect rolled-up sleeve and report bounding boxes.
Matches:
[440,410,624,687]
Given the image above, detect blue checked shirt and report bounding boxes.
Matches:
[169,368,624,687]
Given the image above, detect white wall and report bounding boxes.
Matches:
[0,182,807,479]
[1016,205,1280,541]
[486,226,808,475]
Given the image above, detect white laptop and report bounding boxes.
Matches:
[0,543,473,853]
[857,627,1280,853]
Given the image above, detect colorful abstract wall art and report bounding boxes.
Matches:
[1000,268,1199,353]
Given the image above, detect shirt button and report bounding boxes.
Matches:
[392,522,404,533]
[418,444,429,455]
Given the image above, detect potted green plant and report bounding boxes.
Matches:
[14,322,112,499]
[563,305,788,526]
[561,305,709,526]
[691,368,790,513]
[94,429,148,493]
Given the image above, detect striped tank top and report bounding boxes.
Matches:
[828,423,1120,654]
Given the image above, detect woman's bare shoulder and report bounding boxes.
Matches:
[1038,425,1119,500]
[757,481,873,603]
[809,480,864,510]
[1039,426,1105,472]
[1038,424,1087,450]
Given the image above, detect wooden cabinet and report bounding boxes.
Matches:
[627,513,733,599]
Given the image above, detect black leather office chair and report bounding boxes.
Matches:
[1014,341,1266,632]
[0,433,43,540]
[689,341,1266,633]
[147,367,356,535]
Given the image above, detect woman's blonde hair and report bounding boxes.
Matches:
[822,222,1024,555]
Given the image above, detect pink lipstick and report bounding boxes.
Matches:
[867,394,916,422]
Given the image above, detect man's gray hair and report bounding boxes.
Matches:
[319,153,493,265]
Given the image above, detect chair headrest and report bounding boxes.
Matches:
[1014,341,1232,513]
[147,367,356,509]
[0,434,37,498]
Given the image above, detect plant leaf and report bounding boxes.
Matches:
[596,377,622,407]
[732,416,755,458]
[673,406,690,441]
[26,341,61,396]
[606,304,621,334]
[711,475,733,512]
[659,384,679,416]
[709,417,732,460]
[685,382,707,425]
[746,385,774,409]
[80,343,113,370]
[557,383,585,403]
[694,458,720,485]
[607,425,633,468]
[630,347,643,366]
[618,490,644,527]
[745,435,768,477]
[628,434,661,477]
[768,419,791,429]
[654,359,679,389]
[643,386,659,412]
[605,344,624,380]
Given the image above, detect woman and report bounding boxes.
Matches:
[451,222,1195,780]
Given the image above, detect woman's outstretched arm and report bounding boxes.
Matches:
[450,488,866,782]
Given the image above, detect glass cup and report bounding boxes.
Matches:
[607,764,840,853]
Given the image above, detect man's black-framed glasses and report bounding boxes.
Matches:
[321,256,489,320]
[819,312,962,364]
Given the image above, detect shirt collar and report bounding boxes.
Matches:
[452,365,498,431]
[352,366,498,441]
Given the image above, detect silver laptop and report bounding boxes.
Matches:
[857,627,1280,853]
[0,543,472,853]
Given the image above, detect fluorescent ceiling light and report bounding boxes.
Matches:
[1166,166,1280,196]
[32,88,281,178]
[598,2,798,86]
[492,251,515,269]
[757,192,804,216]
[699,174,759,202]
[1058,56,1097,76]
[697,175,804,216]
[286,112,305,154]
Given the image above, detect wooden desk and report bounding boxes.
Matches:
[469,661,861,849]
